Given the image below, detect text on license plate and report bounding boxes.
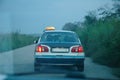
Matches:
[52,48,69,52]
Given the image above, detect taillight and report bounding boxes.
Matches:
[36,45,49,52]
[71,46,83,53]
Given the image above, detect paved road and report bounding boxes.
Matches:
[0,45,119,80]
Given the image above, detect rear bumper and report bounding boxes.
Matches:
[34,55,85,65]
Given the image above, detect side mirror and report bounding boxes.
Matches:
[34,40,38,44]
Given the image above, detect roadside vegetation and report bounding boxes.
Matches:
[62,1,120,77]
[0,32,38,53]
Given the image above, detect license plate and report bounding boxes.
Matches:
[52,48,69,52]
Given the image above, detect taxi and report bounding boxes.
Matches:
[34,27,85,72]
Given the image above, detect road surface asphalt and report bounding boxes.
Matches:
[0,45,119,80]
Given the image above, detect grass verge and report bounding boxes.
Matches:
[0,32,38,53]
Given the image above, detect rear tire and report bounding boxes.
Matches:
[76,62,84,72]
[34,63,41,72]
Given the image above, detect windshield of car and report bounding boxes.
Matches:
[40,32,79,43]
[0,0,120,80]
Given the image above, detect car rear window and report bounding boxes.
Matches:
[40,32,79,43]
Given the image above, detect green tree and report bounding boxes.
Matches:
[84,11,97,25]
[62,22,78,31]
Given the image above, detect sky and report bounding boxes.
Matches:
[0,0,113,34]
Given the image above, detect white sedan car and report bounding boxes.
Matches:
[34,29,85,72]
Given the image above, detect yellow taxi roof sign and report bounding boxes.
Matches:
[45,26,55,30]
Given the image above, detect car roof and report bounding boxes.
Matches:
[44,30,75,33]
